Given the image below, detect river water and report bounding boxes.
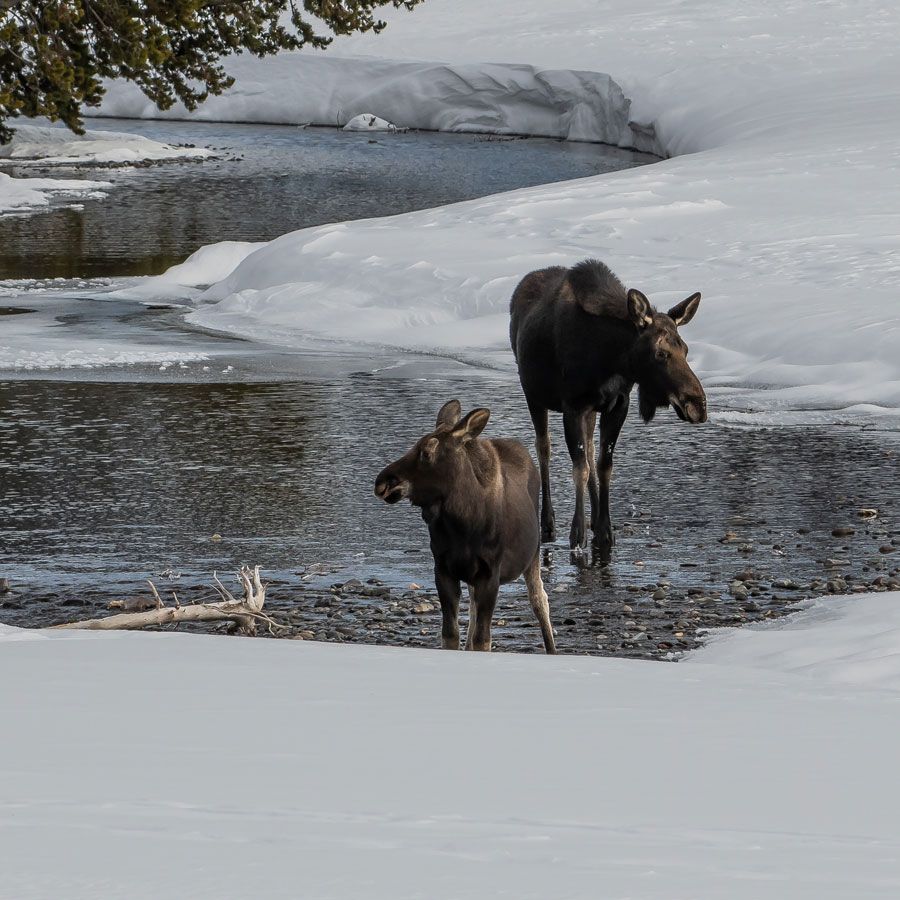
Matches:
[0,118,653,280]
[0,121,897,655]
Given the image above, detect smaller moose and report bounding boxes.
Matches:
[374,400,556,654]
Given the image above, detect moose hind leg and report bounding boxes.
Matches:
[524,553,556,654]
[563,409,591,549]
[465,584,477,651]
[528,401,555,543]
[584,410,599,535]
[595,396,629,552]
[434,568,461,650]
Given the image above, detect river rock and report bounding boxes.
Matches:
[831,526,855,537]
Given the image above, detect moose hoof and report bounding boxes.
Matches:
[593,524,615,550]
[569,520,587,550]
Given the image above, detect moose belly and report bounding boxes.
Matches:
[430,537,534,586]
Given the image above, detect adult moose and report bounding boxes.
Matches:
[374,400,556,654]
[510,259,707,552]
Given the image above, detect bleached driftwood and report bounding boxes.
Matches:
[53,565,278,635]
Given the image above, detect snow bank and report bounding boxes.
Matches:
[0,121,214,166]
[0,170,110,215]
[115,0,900,416]
[2,591,900,899]
[343,112,399,132]
[690,593,900,692]
[100,54,647,149]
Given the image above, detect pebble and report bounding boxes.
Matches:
[412,601,435,614]
[858,508,878,519]
[879,545,895,554]
[831,526,855,537]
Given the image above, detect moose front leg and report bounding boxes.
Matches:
[563,408,592,549]
[469,577,500,652]
[434,568,461,650]
[594,396,629,553]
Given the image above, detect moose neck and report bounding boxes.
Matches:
[427,444,498,531]
[620,333,651,386]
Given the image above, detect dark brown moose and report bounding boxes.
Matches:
[510,258,707,553]
[374,400,556,654]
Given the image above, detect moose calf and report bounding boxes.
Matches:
[374,400,556,653]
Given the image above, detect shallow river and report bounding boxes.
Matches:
[0,121,897,656]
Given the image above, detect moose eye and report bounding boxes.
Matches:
[420,438,439,462]
[655,348,670,361]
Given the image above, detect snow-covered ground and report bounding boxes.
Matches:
[2,590,900,899]
[100,0,900,417]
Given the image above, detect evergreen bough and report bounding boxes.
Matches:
[0,0,423,143]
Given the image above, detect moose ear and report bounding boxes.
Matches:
[451,408,490,441]
[435,399,462,429]
[626,289,653,328]
[668,292,701,327]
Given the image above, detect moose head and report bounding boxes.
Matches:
[625,289,708,424]
[374,400,491,508]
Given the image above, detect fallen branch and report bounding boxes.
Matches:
[52,565,281,635]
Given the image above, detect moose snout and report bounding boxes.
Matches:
[682,395,708,424]
[375,469,407,504]
[670,392,707,424]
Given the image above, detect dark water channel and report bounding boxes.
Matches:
[0,118,654,280]
[1,376,897,656]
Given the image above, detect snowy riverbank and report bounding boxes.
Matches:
[0,121,215,167]
[0,121,213,215]
[2,590,900,899]
[100,0,900,417]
